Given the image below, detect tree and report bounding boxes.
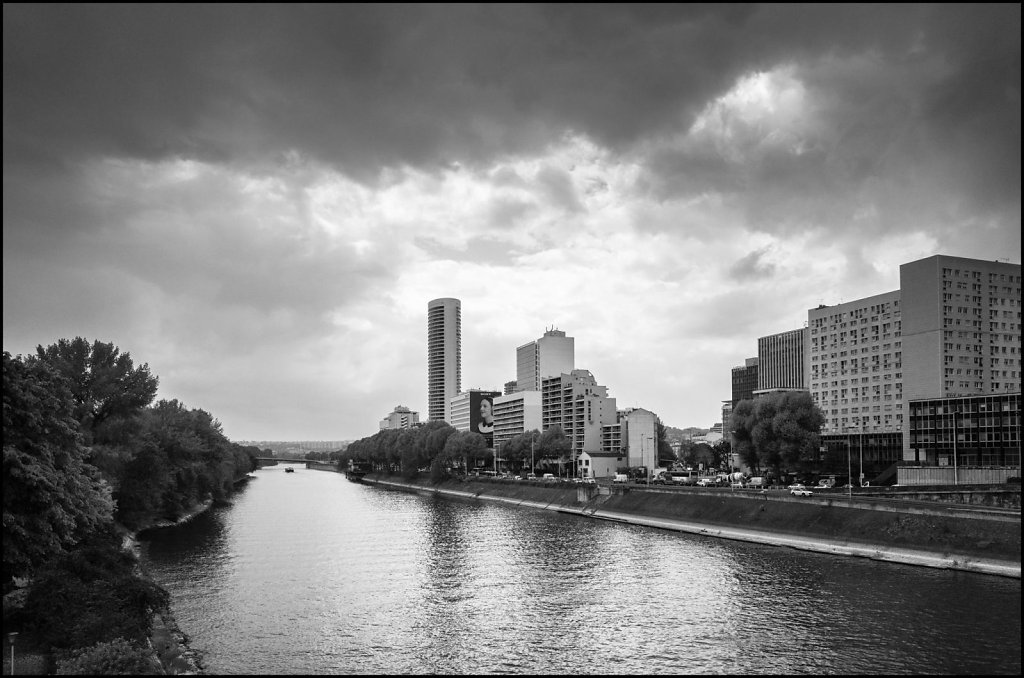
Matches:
[440,431,488,472]
[656,420,676,465]
[35,338,158,445]
[731,391,824,476]
[3,352,114,590]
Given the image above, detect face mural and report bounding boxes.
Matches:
[470,391,499,447]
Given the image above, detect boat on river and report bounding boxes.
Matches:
[285,467,295,473]
[346,460,369,482]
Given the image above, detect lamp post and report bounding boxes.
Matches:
[952,410,959,486]
[8,632,17,675]
[531,438,535,475]
[846,428,852,499]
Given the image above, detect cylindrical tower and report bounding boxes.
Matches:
[427,298,461,422]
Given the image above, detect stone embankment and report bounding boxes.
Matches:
[358,474,1021,579]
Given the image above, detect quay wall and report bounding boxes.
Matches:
[358,473,1021,579]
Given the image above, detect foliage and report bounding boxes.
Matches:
[21,527,168,650]
[731,391,824,474]
[55,638,160,675]
[441,431,488,470]
[3,352,114,590]
[656,420,676,464]
[536,426,571,458]
[34,338,158,446]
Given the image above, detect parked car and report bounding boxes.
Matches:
[542,473,556,482]
[612,473,628,484]
[583,477,596,484]
[790,486,814,497]
[696,477,719,487]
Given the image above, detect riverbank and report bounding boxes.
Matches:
[127,498,218,676]
[359,473,1021,579]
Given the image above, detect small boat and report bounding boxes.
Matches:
[285,467,295,473]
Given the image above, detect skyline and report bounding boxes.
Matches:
[3,5,1021,441]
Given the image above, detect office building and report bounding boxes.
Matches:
[756,328,807,395]
[427,298,461,422]
[731,358,758,406]
[516,329,574,392]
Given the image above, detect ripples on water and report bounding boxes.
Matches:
[139,465,1022,675]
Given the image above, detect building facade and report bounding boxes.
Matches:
[907,392,1020,468]
[756,328,807,395]
[448,389,501,437]
[731,357,759,406]
[427,298,461,422]
[541,369,617,462]
[493,390,543,451]
[621,407,658,471]
[379,405,420,431]
[516,329,574,393]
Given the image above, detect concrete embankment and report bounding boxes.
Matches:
[359,474,1021,579]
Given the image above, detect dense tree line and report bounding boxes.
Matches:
[3,338,260,673]
[338,423,574,480]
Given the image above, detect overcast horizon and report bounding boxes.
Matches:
[3,4,1020,441]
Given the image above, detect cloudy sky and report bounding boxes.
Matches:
[3,5,1020,442]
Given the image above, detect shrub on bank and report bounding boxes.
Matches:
[20,527,168,651]
[55,638,160,675]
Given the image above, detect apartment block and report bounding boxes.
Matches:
[493,390,543,451]
[541,369,617,460]
[379,405,420,431]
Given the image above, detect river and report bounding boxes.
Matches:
[137,464,1022,675]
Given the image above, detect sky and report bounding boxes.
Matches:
[3,4,1021,442]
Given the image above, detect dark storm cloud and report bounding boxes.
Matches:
[9,4,1016,184]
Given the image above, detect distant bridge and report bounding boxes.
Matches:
[255,457,319,465]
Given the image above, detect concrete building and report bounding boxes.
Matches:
[620,407,658,471]
[808,290,904,478]
[900,255,1021,402]
[516,329,574,392]
[379,405,420,431]
[578,451,624,479]
[541,369,617,463]
[427,298,461,422]
[756,328,807,395]
[493,390,543,450]
[731,357,758,406]
[807,254,1020,480]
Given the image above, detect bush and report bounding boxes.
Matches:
[21,529,168,650]
[55,638,160,675]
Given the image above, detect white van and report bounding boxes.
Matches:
[612,473,629,484]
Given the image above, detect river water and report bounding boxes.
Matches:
[137,464,1022,675]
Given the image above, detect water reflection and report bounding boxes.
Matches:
[139,470,1022,675]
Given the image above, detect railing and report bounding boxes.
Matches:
[897,465,1020,486]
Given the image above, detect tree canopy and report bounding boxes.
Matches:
[35,337,158,445]
[3,351,115,589]
[731,391,824,475]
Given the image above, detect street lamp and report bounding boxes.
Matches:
[952,410,959,486]
[8,632,17,675]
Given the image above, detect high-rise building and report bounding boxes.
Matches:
[516,329,574,392]
[756,328,807,395]
[900,255,1021,401]
[427,298,461,422]
[806,254,1021,478]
